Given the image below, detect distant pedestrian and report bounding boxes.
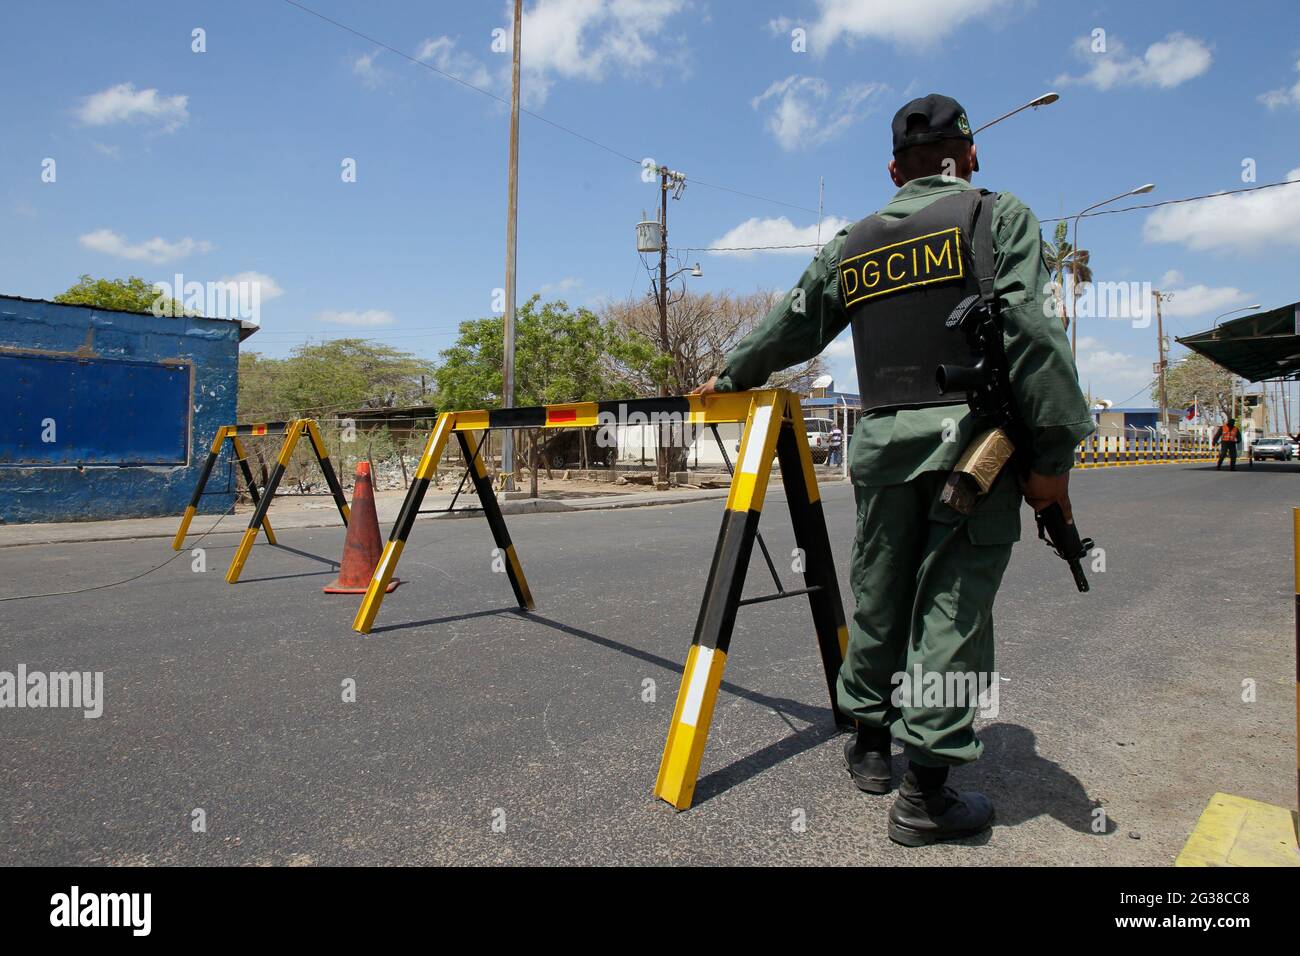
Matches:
[828,424,844,466]
[1213,418,1240,471]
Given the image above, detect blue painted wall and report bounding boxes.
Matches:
[0,296,243,523]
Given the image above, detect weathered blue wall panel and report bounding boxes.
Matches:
[0,296,243,523]
[0,353,191,465]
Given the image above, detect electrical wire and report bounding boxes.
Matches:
[674,178,1300,254]
[277,0,826,218]
[673,242,822,254]
[1038,178,1300,224]
[0,502,238,602]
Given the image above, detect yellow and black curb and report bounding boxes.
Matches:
[1074,434,1215,469]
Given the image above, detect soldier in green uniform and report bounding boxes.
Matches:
[693,94,1094,845]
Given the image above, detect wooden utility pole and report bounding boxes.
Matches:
[501,0,522,491]
[1153,289,1169,433]
[655,166,671,489]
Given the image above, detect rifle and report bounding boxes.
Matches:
[935,294,1095,593]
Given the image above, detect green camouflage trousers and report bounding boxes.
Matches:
[836,469,1021,767]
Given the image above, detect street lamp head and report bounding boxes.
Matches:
[690,263,703,278]
[1131,183,1156,196]
[1030,92,1060,107]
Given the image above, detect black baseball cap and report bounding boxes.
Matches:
[891,93,978,171]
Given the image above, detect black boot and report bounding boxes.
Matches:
[843,724,893,794]
[888,762,994,846]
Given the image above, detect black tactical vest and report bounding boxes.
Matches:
[837,189,997,414]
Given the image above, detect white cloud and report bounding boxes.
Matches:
[76,82,189,131]
[417,36,494,89]
[1260,58,1300,110]
[823,334,854,359]
[1056,32,1212,90]
[79,229,213,264]
[1075,347,1151,387]
[352,50,391,90]
[805,0,1015,52]
[314,309,395,326]
[752,76,887,151]
[1143,167,1300,252]
[92,142,121,159]
[222,271,284,302]
[539,276,582,296]
[510,0,688,104]
[708,215,853,257]
[1154,269,1250,318]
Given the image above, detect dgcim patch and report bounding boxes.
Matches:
[838,227,965,307]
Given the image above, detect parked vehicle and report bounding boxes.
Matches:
[540,429,617,469]
[804,416,837,464]
[1249,436,1293,462]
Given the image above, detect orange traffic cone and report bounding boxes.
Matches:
[324,462,400,594]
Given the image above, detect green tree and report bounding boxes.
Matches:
[236,352,288,421]
[273,339,434,418]
[601,289,825,394]
[1158,353,1234,421]
[436,296,638,496]
[55,274,187,315]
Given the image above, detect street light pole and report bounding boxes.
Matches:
[972,91,1060,135]
[1070,183,1156,357]
[1211,304,1262,336]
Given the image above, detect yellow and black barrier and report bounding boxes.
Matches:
[350,389,850,811]
[172,422,287,551]
[172,419,350,584]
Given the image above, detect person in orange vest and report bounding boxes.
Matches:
[1213,418,1240,471]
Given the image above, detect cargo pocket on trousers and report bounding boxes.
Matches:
[932,507,1019,633]
[964,507,1022,546]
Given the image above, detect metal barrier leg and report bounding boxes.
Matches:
[458,429,534,611]
[231,435,276,546]
[656,391,782,810]
[226,420,305,583]
[353,413,455,633]
[173,426,229,550]
[774,406,850,729]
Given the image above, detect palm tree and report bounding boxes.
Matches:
[1042,221,1092,333]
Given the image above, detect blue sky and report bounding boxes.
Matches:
[3,0,1299,407]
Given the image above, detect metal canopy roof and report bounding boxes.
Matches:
[1176,302,1300,383]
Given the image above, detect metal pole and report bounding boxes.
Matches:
[500,0,522,491]
[1070,218,1085,359]
[1155,290,1168,433]
[657,166,670,488]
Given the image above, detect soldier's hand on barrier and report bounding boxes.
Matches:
[1020,470,1073,523]
[690,376,718,396]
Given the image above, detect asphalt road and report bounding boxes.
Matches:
[1,461,1295,865]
